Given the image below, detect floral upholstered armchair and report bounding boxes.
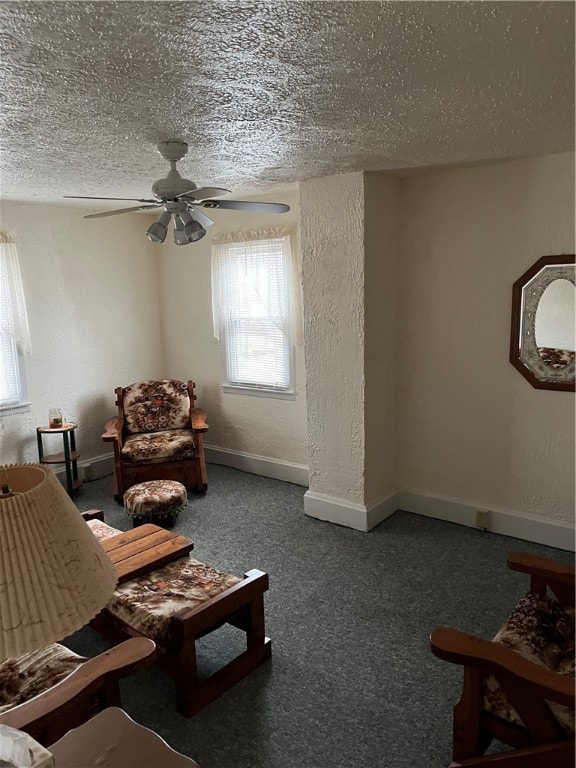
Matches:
[431,553,575,767]
[102,379,208,501]
[0,637,155,746]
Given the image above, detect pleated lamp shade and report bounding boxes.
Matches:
[0,463,118,662]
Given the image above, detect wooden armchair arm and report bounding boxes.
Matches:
[171,569,268,634]
[507,552,575,605]
[190,408,208,433]
[0,638,155,738]
[430,627,575,708]
[102,416,122,442]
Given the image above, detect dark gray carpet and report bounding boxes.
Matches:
[67,464,573,768]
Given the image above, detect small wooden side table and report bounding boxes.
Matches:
[36,422,82,496]
[49,707,200,767]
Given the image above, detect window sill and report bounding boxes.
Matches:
[222,385,296,401]
[0,401,32,416]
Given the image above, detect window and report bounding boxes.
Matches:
[212,230,295,394]
[0,231,31,410]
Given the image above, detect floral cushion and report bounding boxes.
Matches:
[105,559,242,643]
[484,592,575,733]
[0,643,86,713]
[124,480,187,518]
[121,429,196,464]
[87,521,242,644]
[123,380,191,435]
[537,347,576,371]
[86,518,120,541]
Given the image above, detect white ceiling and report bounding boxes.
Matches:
[0,1,573,207]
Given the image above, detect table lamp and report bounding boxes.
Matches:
[0,463,118,662]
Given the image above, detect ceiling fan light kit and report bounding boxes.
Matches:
[146,211,171,243]
[65,140,290,245]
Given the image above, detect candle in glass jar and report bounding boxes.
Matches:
[49,408,63,428]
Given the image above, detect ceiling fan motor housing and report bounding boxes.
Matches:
[152,169,197,201]
[156,141,189,162]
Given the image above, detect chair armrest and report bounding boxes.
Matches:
[102,417,121,442]
[171,569,268,633]
[430,627,575,708]
[507,552,575,604]
[190,408,208,433]
[0,638,156,734]
[507,552,575,582]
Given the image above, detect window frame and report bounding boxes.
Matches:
[0,340,31,414]
[0,232,31,415]
[212,232,296,399]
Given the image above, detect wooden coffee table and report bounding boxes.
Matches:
[100,523,194,583]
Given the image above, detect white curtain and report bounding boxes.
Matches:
[0,231,31,355]
[211,227,295,343]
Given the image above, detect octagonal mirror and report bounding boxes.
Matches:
[510,254,575,391]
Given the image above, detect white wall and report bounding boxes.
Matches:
[398,152,575,524]
[364,173,401,504]
[0,202,164,465]
[1,154,573,547]
[159,189,309,474]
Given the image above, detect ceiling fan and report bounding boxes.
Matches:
[64,141,290,245]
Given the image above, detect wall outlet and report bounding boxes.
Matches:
[475,509,491,531]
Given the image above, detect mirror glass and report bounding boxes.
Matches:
[534,279,575,370]
[510,255,575,391]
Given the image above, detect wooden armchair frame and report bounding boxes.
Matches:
[0,637,155,746]
[431,553,575,767]
[102,379,208,501]
[448,739,575,767]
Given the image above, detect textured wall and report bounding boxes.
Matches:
[159,189,308,465]
[0,203,164,464]
[398,152,575,522]
[301,173,365,503]
[364,173,402,503]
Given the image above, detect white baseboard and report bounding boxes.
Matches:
[80,453,114,481]
[303,490,397,532]
[396,492,575,552]
[204,444,309,487]
[304,488,574,550]
[52,453,113,483]
[67,449,574,551]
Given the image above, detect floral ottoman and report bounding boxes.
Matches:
[123,480,187,528]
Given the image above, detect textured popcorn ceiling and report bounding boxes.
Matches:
[0,1,573,205]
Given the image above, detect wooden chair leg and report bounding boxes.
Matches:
[453,667,492,761]
[195,435,208,493]
[173,576,271,718]
[98,678,122,709]
[173,625,200,717]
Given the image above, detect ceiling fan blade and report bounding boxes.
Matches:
[198,199,290,213]
[188,206,215,228]
[84,204,161,219]
[178,187,231,201]
[64,195,157,203]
